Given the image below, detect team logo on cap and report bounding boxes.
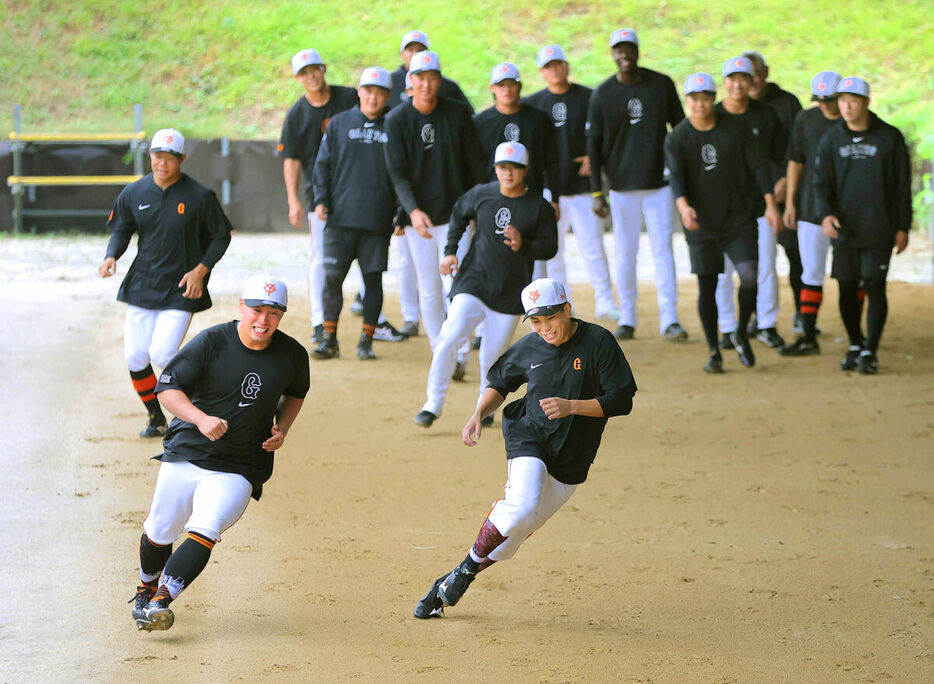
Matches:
[165,135,174,143]
[818,82,827,91]
[504,123,520,141]
[501,65,509,74]
[422,54,431,64]
[528,289,540,302]
[494,207,512,234]
[843,79,852,86]
[264,281,277,294]
[552,102,567,127]
[735,59,743,67]
[696,76,704,85]
[369,70,379,79]
[546,47,555,56]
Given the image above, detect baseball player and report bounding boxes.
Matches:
[389,29,473,112]
[813,77,912,374]
[780,71,842,356]
[99,128,232,438]
[413,278,637,618]
[524,44,618,318]
[665,73,781,373]
[413,142,558,428]
[587,28,688,342]
[384,51,486,359]
[713,56,789,351]
[311,67,399,361]
[131,274,309,631]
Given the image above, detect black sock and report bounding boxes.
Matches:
[323,269,348,325]
[737,286,757,338]
[799,284,823,341]
[139,533,172,583]
[864,276,888,353]
[785,242,803,311]
[361,271,383,328]
[837,280,865,347]
[157,532,215,600]
[696,274,719,351]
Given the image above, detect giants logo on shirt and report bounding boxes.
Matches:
[628,98,643,124]
[504,123,520,142]
[839,142,878,160]
[701,144,718,170]
[421,123,435,149]
[573,357,582,371]
[240,372,262,405]
[494,207,511,234]
[552,102,567,127]
[348,127,389,144]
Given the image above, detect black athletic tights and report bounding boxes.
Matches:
[839,277,886,351]
[323,270,383,328]
[698,261,757,351]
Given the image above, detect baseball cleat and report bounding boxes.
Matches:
[719,332,735,350]
[731,333,756,368]
[129,585,155,622]
[840,345,862,371]
[663,322,689,342]
[614,324,635,340]
[413,575,447,619]
[413,410,437,428]
[756,327,785,349]
[373,320,407,342]
[356,335,376,360]
[136,597,174,632]
[857,351,878,375]
[350,292,364,316]
[451,362,466,382]
[399,321,419,338]
[780,337,820,356]
[703,352,724,374]
[437,560,477,607]
[311,323,325,345]
[311,333,339,360]
[139,412,167,438]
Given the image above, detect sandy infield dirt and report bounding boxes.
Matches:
[1,234,931,682]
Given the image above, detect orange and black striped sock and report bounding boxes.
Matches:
[799,285,823,339]
[362,323,376,339]
[323,321,338,336]
[157,531,217,601]
[130,365,162,416]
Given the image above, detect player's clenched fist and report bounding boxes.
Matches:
[539,396,572,420]
[440,254,458,275]
[197,416,228,441]
[99,257,117,278]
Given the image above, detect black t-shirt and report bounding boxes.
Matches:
[787,107,840,224]
[155,321,310,499]
[389,65,474,113]
[446,181,558,314]
[757,82,802,143]
[473,104,559,197]
[586,67,684,192]
[664,115,773,241]
[486,320,637,485]
[277,86,359,205]
[524,84,593,197]
[105,173,233,313]
[715,98,787,186]
[383,97,486,225]
[312,106,395,234]
[814,113,912,249]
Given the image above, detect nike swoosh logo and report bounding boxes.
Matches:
[554,121,565,127]
[138,204,151,210]
[704,164,717,171]
[629,118,641,124]
[238,401,253,407]
[530,362,544,369]
[853,137,863,142]
[364,122,375,127]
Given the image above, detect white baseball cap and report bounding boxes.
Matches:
[291,48,324,75]
[811,71,841,99]
[491,62,520,84]
[609,28,639,47]
[400,29,430,52]
[521,278,570,320]
[150,128,185,157]
[241,274,288,312]
[409,51,441,75]
[537,44,566,68]
[723,56,754,77]
[494,141,529,167]
[684,72,716,95]
[837,76,870,97]
[359,66,392,90]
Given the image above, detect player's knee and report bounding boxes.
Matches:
[143,517,183,546]
[735,261,758,289]
[125,348,151,372]
[185,524,222,543]
[149,346,178,370]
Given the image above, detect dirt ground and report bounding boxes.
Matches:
[1,235,932,682]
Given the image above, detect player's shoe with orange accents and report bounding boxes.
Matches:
[129,585,155,622]
[136,597,174,632]
[139,411,167,438]
[437,560,477,607]
[413,574,447,619]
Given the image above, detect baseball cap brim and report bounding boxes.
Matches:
[149,147,183,158]
[242,298,287,312]
[523,303,565,320]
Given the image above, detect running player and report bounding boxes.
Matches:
[587,28,687,341]
[780,71,842,356]
[525,44,618,318]
[131,274,309,631]
[413,142,558,428]
[813,77,911,374]
[665,73,781,373]
[99,128,232,438]
[413,277,637,618]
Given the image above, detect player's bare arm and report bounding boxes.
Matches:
[463,387,506,447]
[539,397,604,420]
[503,224,523,251]
[763,193,782,234]
[283,158,304,228]
[675,196,699,231]
[784,160,803,229]
[439,254,458,275]
[99,256,116,278]
[262,396,305,452]
[179,263,210,299]
[157,388,228,441]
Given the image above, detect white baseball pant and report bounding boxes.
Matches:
[716,215,779,333]
[797,220,831,286]
[533,189,568,286]
[307,211,326,328]
[608,186,680,333]
[421,293,520,417]
[143,460,253,544]
[485,456,578,561]
[558,193,617,315]
[124,305,192,372]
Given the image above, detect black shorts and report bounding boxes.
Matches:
[323,226,391,275]
[831,246,891,281]
[688,232,758,276]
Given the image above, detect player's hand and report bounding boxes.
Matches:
[262,424,286,452]
[462,413,483,446]
[773,177,787,205]
[440,254,458,275]
[783,205,797,230]
[539,396,572,420]
[315,204,329,222]
[288,201,305,229]
[550,201,561,221]
[198,416,228,441]
[592,196,609,218]
[894,230,909,255]
[575,155,591,177]
[679,206,699,231]
[503,225,522,252]
[822,215,840,239]
[766,206,782,235]
[99,257,116,278]
[393,224,406,237]
[410,209,434,238]
[179,264,208,299]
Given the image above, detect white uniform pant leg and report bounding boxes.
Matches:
[405,224,447,350]
[124,306,192,372]
[562,194,616,314]
[393,231,420,323]
[476,308,520,401]
[422,293,486,416]
[797,221,831,287]
[643,185,680,333]
[486,457,578,562]
[716,258,737,335]
[308,212,327,327]
[149,309,193,368]
[608,189,643,328]
[756,215,779,328]
[143,461,251,544]
[532,202,568,285]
